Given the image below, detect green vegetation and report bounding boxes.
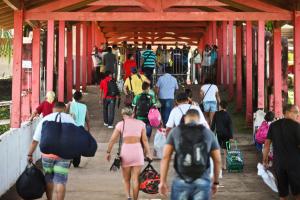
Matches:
[0,29,13,63]
[0,124,9,135]
[0,106,10,120]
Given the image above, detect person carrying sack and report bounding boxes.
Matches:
[106,107,152,200]
[159,109,221,200]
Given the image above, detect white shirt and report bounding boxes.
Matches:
[201,84,218,102]
[166,104,209,128]
[33,112,76,142]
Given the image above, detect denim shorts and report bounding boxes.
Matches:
[203,101,218,112]
[42,157,71,184]
[171,177,211,200]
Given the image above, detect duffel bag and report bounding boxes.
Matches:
[16,164,46,199]
[40,113,98,159]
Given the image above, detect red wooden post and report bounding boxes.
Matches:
[273,26,282,118]
[82,23,87,92]
[46,20,54,92]
[228,21,234,100]
[66,28,73,101]
[222,21,227,85]
[91,21,96,47]
[257,20,265,109]
[11,10,23,128]
[246,21,253,125]
[294,12,300,116]
[87,23,93,85]
[31,27,40,111]
[76,23,81,91]
[58,21,65,102]
[217,24,223,84]
[236,25,242,112]
[212,21,217,45]
[208,22,213,45]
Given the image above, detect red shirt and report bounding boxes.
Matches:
[36,101,54,117]
[100,76,116,99]
[123,60,137,80]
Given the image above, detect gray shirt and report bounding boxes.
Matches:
[166,125,220,179]
[103,52,117,73]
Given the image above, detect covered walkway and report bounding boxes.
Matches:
[1,86,277,200]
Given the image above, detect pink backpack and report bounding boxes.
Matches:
[148,108,161,128]
[255,121,270,144]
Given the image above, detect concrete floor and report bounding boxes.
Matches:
[1,85,278,200]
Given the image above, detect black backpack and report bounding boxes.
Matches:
[174,124,209,183]
[137,93,152,118]
[107,79,119,97]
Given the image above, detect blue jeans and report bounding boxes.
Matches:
[145,123,152,139]
[203,101,217,112]
[171,177,211,200]
[103,98,116,126]
[159,99,174,125]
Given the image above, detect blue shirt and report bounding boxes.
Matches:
[156,73,178,99]
[70,101,87,127]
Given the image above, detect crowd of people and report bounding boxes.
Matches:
[91,42,219,86]
[24,41,300,200]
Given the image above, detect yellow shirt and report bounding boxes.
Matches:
[124,74,147,96]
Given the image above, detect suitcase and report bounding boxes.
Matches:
[226,141,244,172]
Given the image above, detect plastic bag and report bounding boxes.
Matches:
[153,129,166,159]
[257,163,278,193]
[148,108,162,128]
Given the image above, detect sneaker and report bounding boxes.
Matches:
[104,123,108,127]
[108,126,114,129]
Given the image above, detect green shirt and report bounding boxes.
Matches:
[132,92,157,122]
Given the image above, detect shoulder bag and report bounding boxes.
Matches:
[110,120,125,171]
[200,84,212,112]
[124,77,135,106]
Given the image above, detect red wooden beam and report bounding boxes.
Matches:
[78,5,105,12]
[46,20,54,92]
[257,20,265,109]
[228,21,234,101]
[273,26,282,118]
[82,23,87,92]
[163,0,226,9]
[89,0,143,6]
[222,21,227,85]
[11,10,23,128]
[99,22,208,27]
[58,21,65,102]
[236,25,242,112]
[212,21,217,45]
[294,12,300,119]
[31,27,40,111]
[2,0,21,10]
[28,0,89,12]
[66,29,73,102]
[246,21,253,125]
[230,0,290,13]
[76,23,81,91]
[87,24,93,85]
[24,11,292,21]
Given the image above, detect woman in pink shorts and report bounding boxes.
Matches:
[106,107,152,200]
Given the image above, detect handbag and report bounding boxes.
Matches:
[110,120,125,171]
[199,84,213,112]
[124,76,134,106]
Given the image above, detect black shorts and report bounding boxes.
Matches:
[275,167,300,197]
[217,136,230,149]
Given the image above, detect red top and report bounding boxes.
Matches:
[123,60,137,80]
[100,76,116,99]
[36,101,54,117]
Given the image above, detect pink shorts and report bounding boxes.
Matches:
[121,143,144,167]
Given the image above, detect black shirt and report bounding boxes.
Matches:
[267,118,300,169]
[211,110,233,139]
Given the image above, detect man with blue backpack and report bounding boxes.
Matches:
[159,109,221,200]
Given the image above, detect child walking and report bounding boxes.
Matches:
[211,101,233,170]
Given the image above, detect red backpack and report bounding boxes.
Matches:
[255,121,270,144]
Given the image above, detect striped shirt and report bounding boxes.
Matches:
[142,50,157,68]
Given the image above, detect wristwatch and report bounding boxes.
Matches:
[213,182,220,185]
